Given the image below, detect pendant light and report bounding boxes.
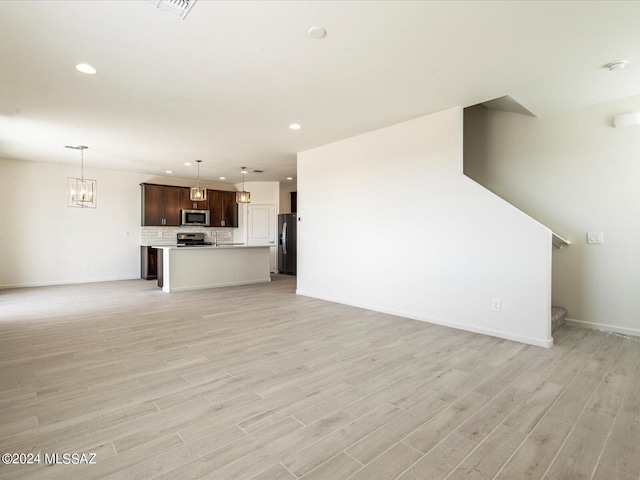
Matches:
[236,167,251,204]
[66,145,97,208]
[190,159,207,201]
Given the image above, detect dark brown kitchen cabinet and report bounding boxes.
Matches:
[181,188,209,211]
[157,249,164,288]
[207,190,238,227]
[141,184,183,226]
[141,183,238,228]
[208,189,222,227]
[140,246,158,280]
[221,191,238,227]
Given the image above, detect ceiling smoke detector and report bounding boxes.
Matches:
[308,26,327,39]
[144,0,197,19]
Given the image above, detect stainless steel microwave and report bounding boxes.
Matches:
[181,209,210,226]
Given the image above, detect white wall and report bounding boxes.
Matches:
[0,158,235,287]
[297,107,553,347]
[279,180,297,214]
[464,99,640,336]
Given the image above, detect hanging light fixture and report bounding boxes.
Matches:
[66,145,97,208]
[236,167,251,204]
[190,159,207,201]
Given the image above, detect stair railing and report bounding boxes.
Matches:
[552,232,571,249]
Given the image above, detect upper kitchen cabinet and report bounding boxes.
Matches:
[208,189,222,227]
[207,190,238,228]
[181,188,209,211]
[221,191,238,228]
[141,184,183,226]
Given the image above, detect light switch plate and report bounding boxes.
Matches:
[587,232,604,244]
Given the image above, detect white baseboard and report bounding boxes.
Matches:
[166,278,271,292]
[296,289,553,349]
[565,318,640,337]
[0,276,141,289]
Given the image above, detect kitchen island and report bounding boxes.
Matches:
[154,245,271,292]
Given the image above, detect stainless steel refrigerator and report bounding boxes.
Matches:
[278,213,297,275]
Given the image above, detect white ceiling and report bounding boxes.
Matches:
[2,0,640,184]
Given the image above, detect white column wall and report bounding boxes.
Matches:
[296,107,553,347]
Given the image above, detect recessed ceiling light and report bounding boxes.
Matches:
[219,176,226,180]
[606,60,627,71]
[184,162,192,166]
[75,63,98,74]
[289,123,301,130]
[165,170,173,174]
[308,26,326,39]
[286,177,293,180]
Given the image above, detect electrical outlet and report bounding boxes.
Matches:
[491,298,501,312]
[158,231,163,237]
[124,231,130,237]
[83,264,89,271]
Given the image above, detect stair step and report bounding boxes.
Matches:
[552,306,568,332]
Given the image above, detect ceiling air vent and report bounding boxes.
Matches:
[251,169,264,174]
[144,0,197,19]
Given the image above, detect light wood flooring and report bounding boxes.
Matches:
[1,275,639,480]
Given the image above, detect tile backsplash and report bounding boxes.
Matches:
[141,227,235,246]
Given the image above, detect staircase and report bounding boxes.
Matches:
[551,234,570,334]
[552,306,568,332]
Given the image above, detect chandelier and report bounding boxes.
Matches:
[190,159,207,201]
[236,167,251,204]
[66,145,97,208]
